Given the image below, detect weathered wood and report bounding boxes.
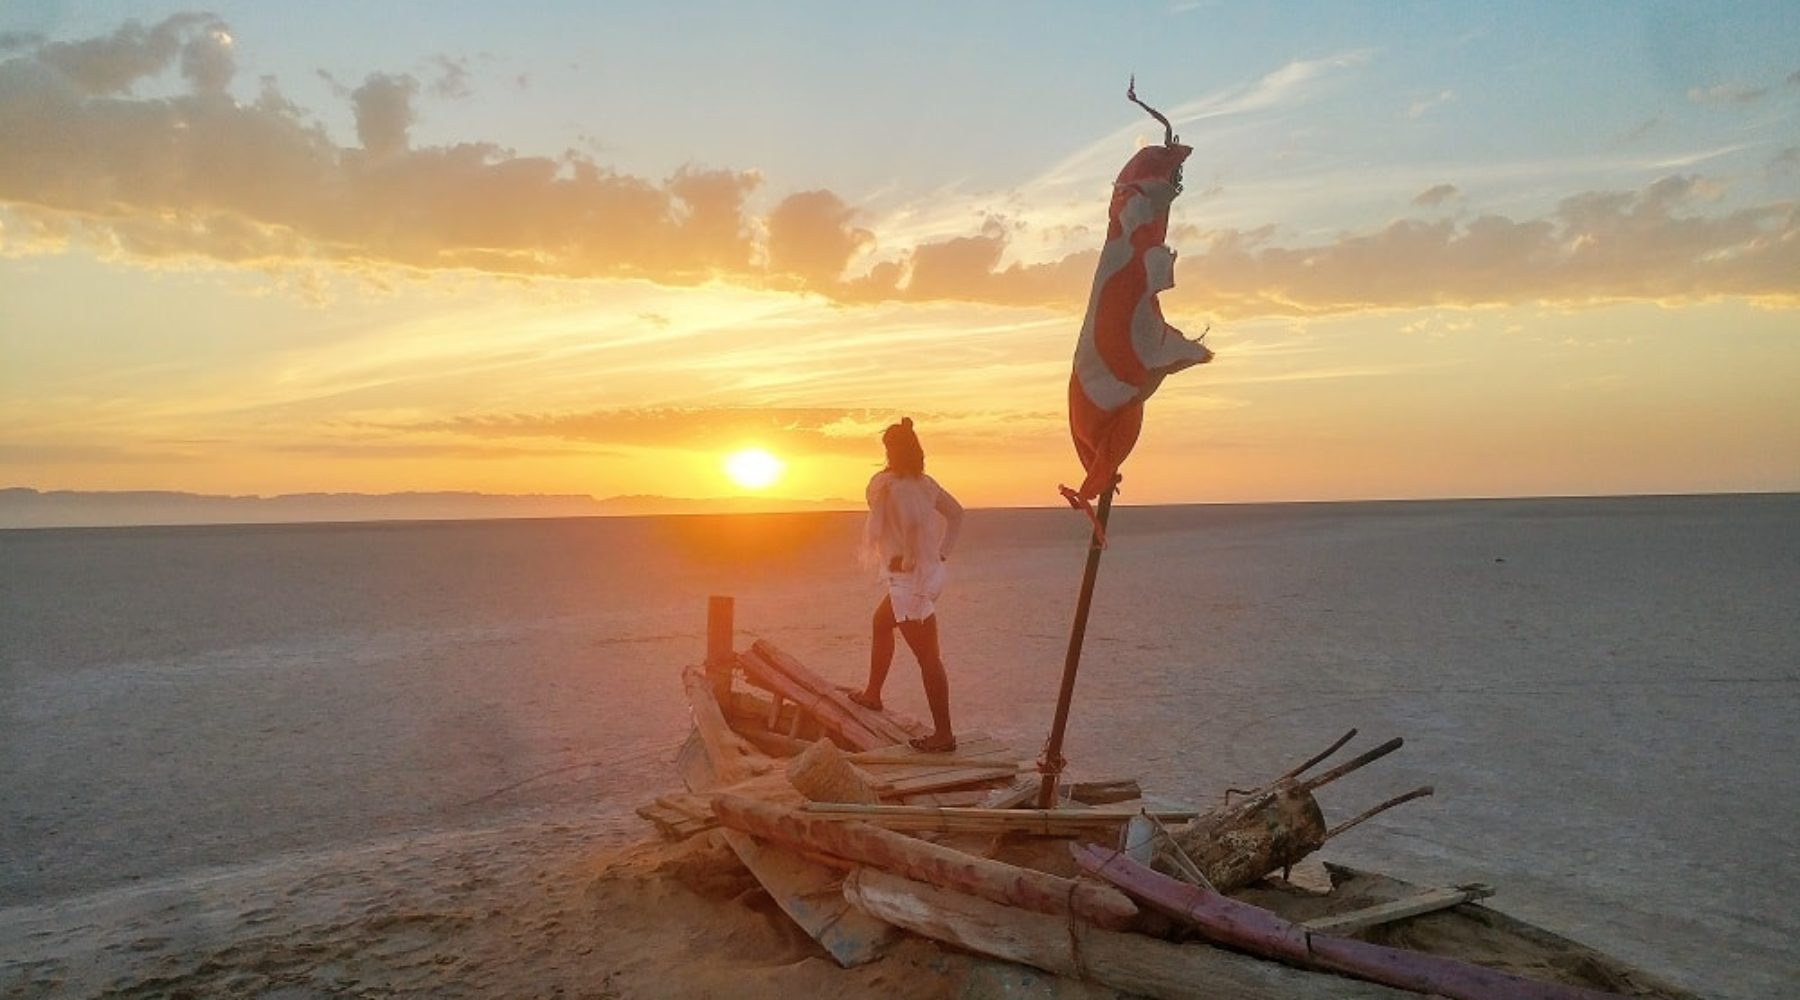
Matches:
[975,780,1037,809]
[705,595,735,705]
[720,829,894,968]
[1295,736,1403,794]
[1068,779,1141,805]
[750,639,920,744]
[1172,783,1327,893]
[1327,785,1434,840]
[1301,884,1495,935]
[848,737,1022,798]
[798,802,1195,835]
[681,666,771,786]
[712,795,1138,930]
[1075,845,1630,1000]
[736,651,890,751]
[786,739,882,804]
[842,869,1411,1000]
[674,727,717,792]
[636,792,718,840]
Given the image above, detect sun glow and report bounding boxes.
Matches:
[723,448,784,490]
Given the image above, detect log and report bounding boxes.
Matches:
[681,665,770,786]
[1075,845,1630,1000]
[842,869,1411,1000]
[797,802,1196,836]
[712,794,1138,930]
[735,652,890,751]
[786,739,882,804]
[1170,783,1327,893]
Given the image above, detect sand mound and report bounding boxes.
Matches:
[1,823,1125,999]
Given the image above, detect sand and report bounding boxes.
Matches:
[0,820,1121,999]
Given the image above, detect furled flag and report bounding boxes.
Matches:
[1064,81,1215,515]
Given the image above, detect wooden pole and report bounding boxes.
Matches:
[1036,481,1117,808]
[705,594,734,704]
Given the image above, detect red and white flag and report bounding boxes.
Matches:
[1064,139,1214,509]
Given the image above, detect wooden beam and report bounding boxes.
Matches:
[842,869,1411,1000]
[1301,884,1494,935]
[720,830,894,968]
[713,794,1138,930]
[681,665,771,787]
[796,802,1195,835]
[736,652,890,751]
[751,640,919,744]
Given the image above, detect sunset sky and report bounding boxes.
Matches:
[3,2,1797,508]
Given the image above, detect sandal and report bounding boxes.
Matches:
[908,734,957,753]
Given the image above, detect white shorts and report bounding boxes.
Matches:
[887,561,948,623]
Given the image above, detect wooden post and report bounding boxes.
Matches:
[1037,481,1117,807]
[706,594,734,704]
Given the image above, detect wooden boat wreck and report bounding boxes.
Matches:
[637,596,1701,1000]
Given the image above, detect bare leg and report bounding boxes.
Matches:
[898,614,954,749]
[856,596,897,710]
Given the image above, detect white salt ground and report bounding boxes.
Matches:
[2,495,1794,998]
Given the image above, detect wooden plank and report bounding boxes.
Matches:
[713,794,1139,930]
[750,640,917,745]
[1074,845,1629,1000]
[879,766,1021,797]
[736,652,890,751]
[850,737,1022,797]
[681,665,772,786]
[975,780,1037,809]
[1301,884,1495,935]
[797,802,1195,835]
[842,869,1412,1000]
[719,829,895,968]
[674,727,717,792]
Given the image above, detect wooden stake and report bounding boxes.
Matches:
[1295,736,1404,794]
[1037,480,1117,807]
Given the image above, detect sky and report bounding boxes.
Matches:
[2,1,1797,509]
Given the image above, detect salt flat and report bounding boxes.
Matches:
[2,495,1794,998]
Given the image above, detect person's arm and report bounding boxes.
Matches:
[935,485,965,561]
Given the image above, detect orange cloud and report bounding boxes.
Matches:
[2,15,1797,319]
[386,406,1057,454]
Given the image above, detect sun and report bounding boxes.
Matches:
[723,448,784,490]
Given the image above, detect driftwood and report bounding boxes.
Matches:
[1075,845,1630,1000]
[786,739,881,804]
[735,651,890,751]
[842,869,1412,1000]
[712,795,1138,930]
[1169,733,1430,892]
[1301,883,1495,935]
[797,802,1195,836]
[720,829,894,968]
[680,665,772,786]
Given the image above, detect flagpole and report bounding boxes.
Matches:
[1036,478,1118,808]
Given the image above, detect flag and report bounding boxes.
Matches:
[1064,140,1214,506]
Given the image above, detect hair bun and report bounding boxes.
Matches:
[901,416,913,429]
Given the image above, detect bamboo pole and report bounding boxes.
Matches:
[1037,480,1117,807]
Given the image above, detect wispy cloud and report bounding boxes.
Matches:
[1406,89,1456,119]
[1687,82,1769,106]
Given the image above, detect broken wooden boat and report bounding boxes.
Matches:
[636,596,1703,999]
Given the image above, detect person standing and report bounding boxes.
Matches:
[850,417,964,752]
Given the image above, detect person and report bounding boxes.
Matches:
[850,417,964,752]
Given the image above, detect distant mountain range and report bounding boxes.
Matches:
[0,487,861,529]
